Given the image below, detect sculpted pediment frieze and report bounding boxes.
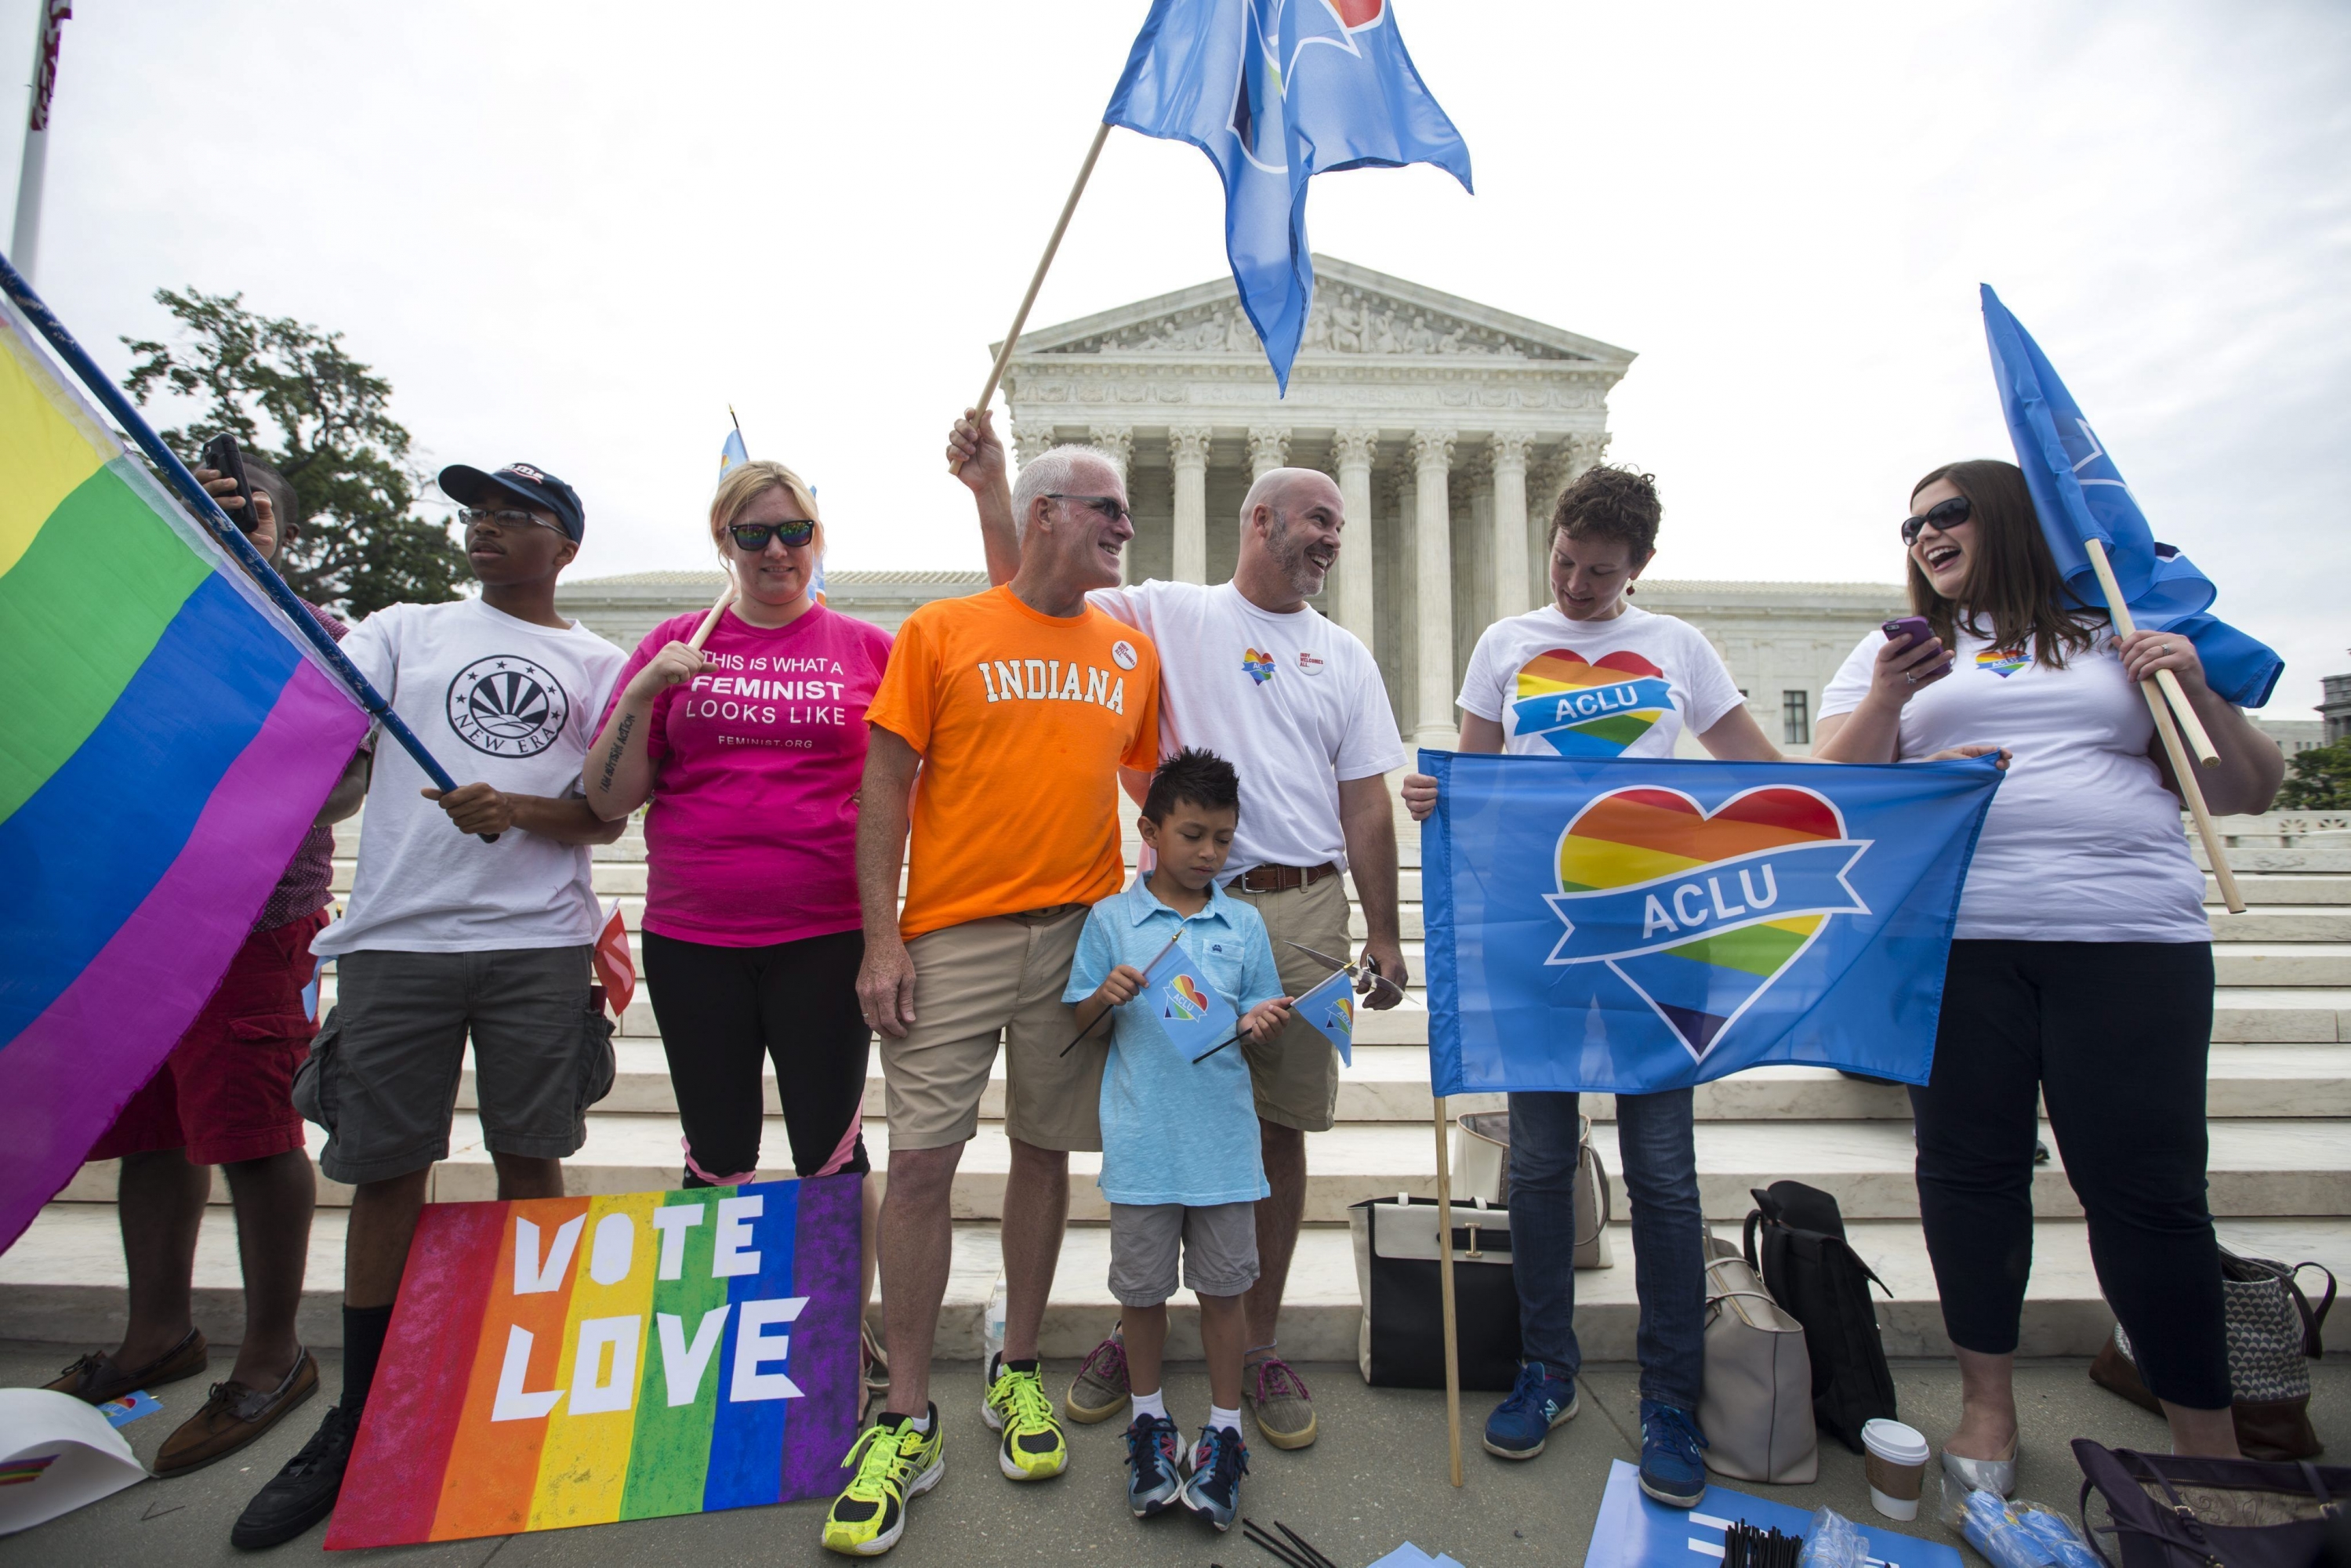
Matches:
[1033,286,1567,361]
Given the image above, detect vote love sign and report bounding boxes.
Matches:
[327,1175,859,1548]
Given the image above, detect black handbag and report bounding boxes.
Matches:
[2073,1439,2351,1568]
[1348,1195,1522,1392]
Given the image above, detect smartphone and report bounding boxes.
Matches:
[1882,615,1955,679]
[199,432,259,535]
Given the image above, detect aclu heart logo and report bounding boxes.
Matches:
[1511,648,1675,757]
[1543,786,1871,1062]
[1242,648,1277,685]
[1975,647,2027,678]
[1165,974,1213,1022]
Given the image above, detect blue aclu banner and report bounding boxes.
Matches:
[1421,750,2002,1096]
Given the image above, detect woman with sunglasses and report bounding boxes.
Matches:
[584,459,891,1334]
[1815,459,2282,1483]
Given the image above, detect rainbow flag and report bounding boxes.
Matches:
[0,292,368,1250]
[327,1174,862,1548]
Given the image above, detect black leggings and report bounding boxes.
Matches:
[1911,938,2226,1410]
[640,927,870,1187]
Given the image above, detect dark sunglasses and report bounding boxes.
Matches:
[1045,492,1133,525]
[1899,495,1972,544]
[727,519,816,552]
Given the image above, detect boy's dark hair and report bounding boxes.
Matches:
[1550,463,1662,561]
[1143,746,1240,822]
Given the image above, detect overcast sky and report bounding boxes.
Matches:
[9,1,2345,715]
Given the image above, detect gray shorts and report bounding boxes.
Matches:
[293,946,615,1185]
[1106,1200,1260,1307]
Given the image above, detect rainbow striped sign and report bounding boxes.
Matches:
[326,1175,860,1548]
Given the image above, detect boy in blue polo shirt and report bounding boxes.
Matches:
[1065,748,1292,1532]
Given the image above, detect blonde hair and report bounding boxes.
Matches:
[709,459,825,562]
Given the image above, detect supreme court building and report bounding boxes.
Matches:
[558,257,1907,753]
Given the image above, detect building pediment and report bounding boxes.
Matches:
[1006,255,1632,368]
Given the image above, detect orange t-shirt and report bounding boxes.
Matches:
[866,585,1161,940]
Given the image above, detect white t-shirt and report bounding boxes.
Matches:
[1457,604,1745,759]
[314,597,628,956]
[1819,625,2207,943]
[1087,580,1406,877]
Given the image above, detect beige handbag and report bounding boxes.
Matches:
[1452,1110,1613,1269]
[1699,1233,1818,1483]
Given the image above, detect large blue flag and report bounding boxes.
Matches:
[1421,750,2003,1096]
[1105,0,1471,392]
[1980,285,2282,707]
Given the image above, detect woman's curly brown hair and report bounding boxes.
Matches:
[1551,463,1661,561]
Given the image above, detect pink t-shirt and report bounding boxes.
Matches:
[604,604,892,946]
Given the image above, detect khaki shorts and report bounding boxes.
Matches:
[881,908,1101,1152]
[1225,874,1350,1134]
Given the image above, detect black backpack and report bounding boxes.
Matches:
[1743,1181,1896,1453]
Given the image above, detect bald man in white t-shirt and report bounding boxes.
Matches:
[949,412,1407,1454]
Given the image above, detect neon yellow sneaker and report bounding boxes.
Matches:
[981,1355,1068,1481]
[822,1408,944,1556]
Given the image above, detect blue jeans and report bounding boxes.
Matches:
[1507,1088,1705,1412]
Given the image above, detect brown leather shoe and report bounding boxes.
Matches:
[153,1350,318,1477]
[44,1327,208,1405]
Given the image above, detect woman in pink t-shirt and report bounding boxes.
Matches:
[585,459,891,1357]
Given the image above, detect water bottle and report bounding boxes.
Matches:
[981,1271,1008,1373]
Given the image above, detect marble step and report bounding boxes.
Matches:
[524,1042,2351,1123]
[61,1113,2351,1224]
[5,1200,2340,1363]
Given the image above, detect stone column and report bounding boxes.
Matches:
[1246,426,1290,481]
[1168,426,1211,585]
[1087,426,1134,583]
[1411,429,1457,748]
[1012,425,1055,471]
[1489,432,1533,618]
[1329,428,1377,648]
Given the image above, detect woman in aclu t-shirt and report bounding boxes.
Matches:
[582,458,893,1379]
[1815,459,2283,1483]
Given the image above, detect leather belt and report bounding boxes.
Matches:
[1006,903,1085,925]
[1233,861,1340,895]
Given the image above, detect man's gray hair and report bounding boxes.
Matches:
[1010,444,1120,543]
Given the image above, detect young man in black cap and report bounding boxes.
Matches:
[233,463,628,1550]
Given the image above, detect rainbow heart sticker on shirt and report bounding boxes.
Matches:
[1242,648,1276,685]
[1544,786,1871,1061]
[1975,647,2027,678]
[1511,649,1676,757]
[1165,973,1213,1022]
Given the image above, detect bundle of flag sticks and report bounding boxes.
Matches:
[1722,1520,1804,1568]
[1242,1517,1342,1568]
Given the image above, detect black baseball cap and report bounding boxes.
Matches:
[440,462,586,542]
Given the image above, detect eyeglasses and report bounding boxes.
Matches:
[1045,493,1133,525]
[1899,495,1972,544]
[727,520,816,552]
[459,506,564,535]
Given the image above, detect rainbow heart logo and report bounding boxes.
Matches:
[1320,991,1353,1040]
[1511,649,1675,757]
[1975,647,2027,678]
[1165,973,1212,1022]
[1544,786,1871,1061]
[1242,648,1276,685]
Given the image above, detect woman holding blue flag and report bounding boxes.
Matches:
[1402,465,1786,1507]
[1815,459,2283,1479]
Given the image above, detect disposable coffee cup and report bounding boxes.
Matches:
[1861,1418,1929,1522]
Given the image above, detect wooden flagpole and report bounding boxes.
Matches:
[947,122,1114,474]
[1433,1094,1464,1487]
[2084,538,2244,913]
[686,577,734,652]
[2084,539,2220,768]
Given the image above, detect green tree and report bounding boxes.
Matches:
[122,287,465,616]
[2278,741,2351,811]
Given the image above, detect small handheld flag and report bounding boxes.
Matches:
[1293,967,1354,1065]
[1139,938,1242,1062]
[593,902,636,1017]
[1979,285,2281,709]
[1105,0,1472,392]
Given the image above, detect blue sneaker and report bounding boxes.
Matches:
[1638,1399,1709,1507]
[1123,1412,1183,1518]
[1482,1359,1580,1460]
[1177,1424,1248,1532]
